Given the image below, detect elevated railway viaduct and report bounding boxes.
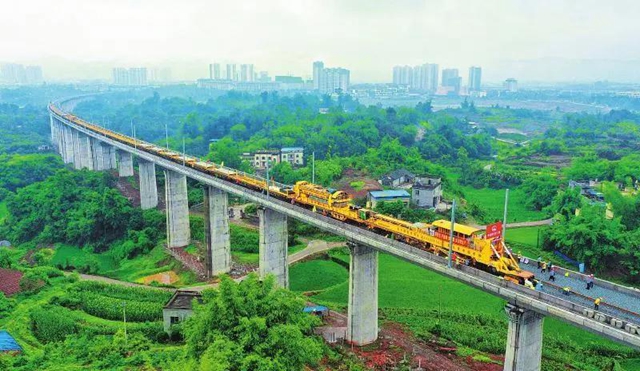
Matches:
[48,98,640,371]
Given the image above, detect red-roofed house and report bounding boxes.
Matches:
[0,268,23,296]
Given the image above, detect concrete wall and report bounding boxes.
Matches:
[258,207,288,287]
[118,150,134,177]
[139,159,158,210]
[204,186,231,276]
[164,170,190,248]
[162,308,193,332]
[504,304,544,371]
[347,243,379,345]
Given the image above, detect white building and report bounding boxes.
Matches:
[112,67,147,86]
[313,61,350,94]
[504,78,518,92]
[468,66,482,91]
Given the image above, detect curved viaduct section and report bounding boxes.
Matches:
[48,98,640,370]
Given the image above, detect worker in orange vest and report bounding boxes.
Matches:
[594,297,602,310]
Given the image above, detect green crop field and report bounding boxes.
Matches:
[461,186,547,223]
[291,253,640,370]
[289,259,348,292]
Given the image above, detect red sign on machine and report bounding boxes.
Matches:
[486,221,503,240]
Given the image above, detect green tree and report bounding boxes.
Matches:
[184,275,323,370]
[520,173,560,211]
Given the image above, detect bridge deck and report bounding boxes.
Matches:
[49,100,640,349]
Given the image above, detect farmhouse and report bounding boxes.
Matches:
[162,290,203,332]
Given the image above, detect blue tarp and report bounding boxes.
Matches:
[0,330,22,352]
[303,306,328,313]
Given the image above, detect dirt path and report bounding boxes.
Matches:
[471,218,553,230]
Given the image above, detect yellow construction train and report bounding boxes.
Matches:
[50,104,534,284]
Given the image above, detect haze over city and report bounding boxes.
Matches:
[3,0,640,83]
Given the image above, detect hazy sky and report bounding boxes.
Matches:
[3,0,640,83]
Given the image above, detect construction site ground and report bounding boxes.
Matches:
[318,310,503,371]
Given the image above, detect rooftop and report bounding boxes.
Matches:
[0,331,22,352]
[163,290,203,310]
[281,147,304,152]
[369,190,410,198]
[432,219,481,236]
[0,268,23,296]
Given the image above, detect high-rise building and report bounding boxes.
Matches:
[209,63,222,80]
[129,68,148,86]
[392,65,413,86]
[468,66,482,91]
[425,64,439,91]
[112,67,148,86]
[314,61,350,94]
[258,71,271,82]
[441,68,461,93]
[226,64,237,81]
[112,67,129,85]
[504,78,518,92]
[393,64,438,91]
[240,64,254,82]
[313,61,324,90]
[0,63,40,84]
[25,66,43,84]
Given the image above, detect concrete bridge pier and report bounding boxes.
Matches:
[504,303,544,371]
[258,207,288,287]
[77,133,94,170]
[347,242,379,346]
[118,150,134,177]
[204,186,231,276]
[91,139,105,171]
[139,159,158,210]
[62,125,75,164]
[72,129,83,169]
[106,146,117,170]
[164,170,191,248]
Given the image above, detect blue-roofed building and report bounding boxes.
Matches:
[0,330,22,353]
[367,189,411,208]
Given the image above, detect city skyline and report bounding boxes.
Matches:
[3,1,640,83]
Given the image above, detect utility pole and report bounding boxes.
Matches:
[122,301,127,343]
[266,157,270,197]
[165,122,169,149]
[502,189,509,241]
[133,123,137,149]
[447,199,456,268]
[182,138,186,166]
[312,151,315,184]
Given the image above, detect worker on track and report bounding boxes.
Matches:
[563,286,571,296]
[549,267,556,282]
[524,279,535,290]
[594,297,602,310]
[586,274,595,290]
[541,261,548,273]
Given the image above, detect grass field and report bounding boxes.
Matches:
[51,244,118,272]
[0,201,8,224]
[295,253,640,370]
[289,259,348,292]
[461,186,547,223]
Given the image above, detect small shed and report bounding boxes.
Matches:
[162,290,203,332]
[367,190,411,208]
[0,330,22,354]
